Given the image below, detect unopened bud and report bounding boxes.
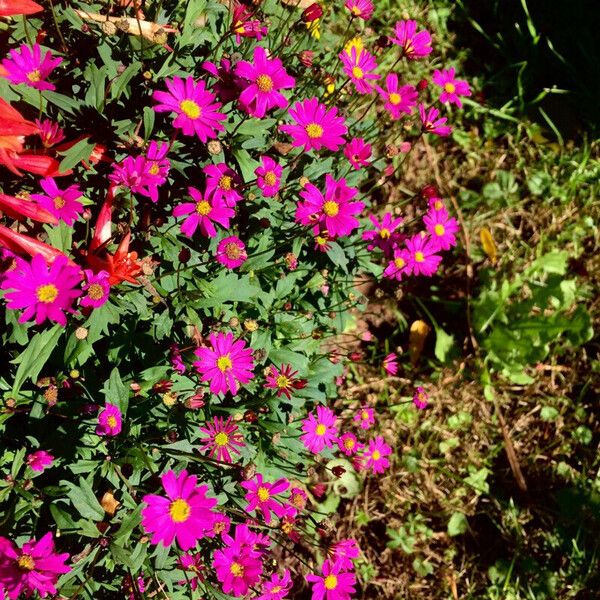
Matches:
[207,140,222,155]
[75,327,88,340]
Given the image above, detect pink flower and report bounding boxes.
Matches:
[383,248,411,280]
[240,473,290,524]
[30,178,84,226]
[109,151,167,204]
[213,524,264,596]
[428,196,446,213]
[353,405,374,429]
[362,212,404,255]
[193,331,255,395]
[337,432,362,457]
[143,141,171,202]
[178,553,204,591]
[202,58,244,104]
[153,76,226,141]
[0,532,71,599]
[204,163,243,207]
[423,208,459,250]
[205,512,231,539]
[96,403,122,436]
[383,352,398,375]
[296,174,364,238]
[287,487,308,514]
[328,538,360,571]
[264,363,307,400]
[419,104,452,137]
[390,20,432,59]
[344,0,373,20]
[26,450,54,472]
[280,97,347,152]
[173,187,234,238]
[362,436,392,473]
[170,344,186,374]
[300,405,338,453]
[405,233,442,276]
[199,416,245,463]
[377,74,417,119]
[235,46,295,118]
[216,236,247,269]
[231,2,267,44]
[141,469,217,550]
[1,254,82,326]
[432,67,471,107]
[339,47,379,95]
[1,43,62,91]
[344,137,372,170]
[81,269,110,308]
[255,155,283,197]
[258,570,293,600]
[413,386,428,410]
[306,560,356,600]
[35,119,65,148]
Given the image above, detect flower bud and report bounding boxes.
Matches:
[75,326,88,340]
[417,78,428,91]
[207,140,222,155]
[243,318,258,332]
[302,3,323,22]
[299,50,314,67]
[421,184,438,198]
[178,247,191,263]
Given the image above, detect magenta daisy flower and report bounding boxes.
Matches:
[344,137,372,170]
[353,405,374,429]
[202,58,245,103]
[142,469,217,550]
[206,512,231,539]
[144,141,171,202]
[258,570,293,600]
[96,403,122,436]
[337,432,362,457]
[328,539,360,571]
[170,344,186,374]
[413,386,429,410]
[35,118,65,148]
[235,46,295,118]
[255,155,283,197]
[231,2,268,44]
[428,196,447,213]
[306,560,356,600]
[240,473,290,524]
[0,532,71,599]
[296,174,364,238]
[390,20,432,59]
[204,163,243,207]
[199,416,245,463]
[26,450,54,472]
[1,254,82,326]
[432,67,471,107]
[419,104,452,137]
[287,487,308,514]
[280,97,347,152]
[362,436,392,473]
[423,208,459,250]
[80,269,110,309]
[2,43,62,91]
[216,236,247,269]
[405,233,442,275]
[383,248,411,280]
[264,363,307,400]
[377,74,417,119]
[300,405,338,454]
[173,187,234,238]
[339,47,380,95]
[383,352,398,375]
[178,553,204,591]
[152,76,226,141]
[344,0,373,20]
[362,212,404,255]
[30,178,84,226]
[193,331,255,395]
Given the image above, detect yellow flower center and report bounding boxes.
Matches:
[276,375,290,389]
[434,200,443,210]
[271,585,282,594]
[444,82,456,94]
[169,498,191,523]
[17,554,35,571]
[351,66,364,79]
[214,432,229,446]
[361,410,369,420]
[344,437,355,449]
[351,5,361,15]
[230,562,244,577]
[291,493,304,508]
[380,228,391,239]
[27,70,41,83]
[394,257,405,268]
[434,224,445,236]
[372,450,381,460]
[315,235,328,246]
[180,99,201,120]
[315,423,327,436]
[305,123,323,139]
[256,74,274,92]
[196,200,211,216]
[107,415,117,429]
[264,171,277,186]
[53,195,66,209]
[414,251,425,263]
[257,486,270,502]
[219,175,232,190]
[148,162,160,175]
[324,575,338,590]
[225,243,242,259]
[389,92,401,105]
[87,283,105,300]
[36,283,59,304]
[214,520,226,533]
[322,201,339,217]
[216,355,233,372]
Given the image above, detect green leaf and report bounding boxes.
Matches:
[434,327,454,362]
[58,137,96,172]
[110,61,142,101]
[104,368,129,414]
[63,477,104,521]
[447,512,468,536]
[43,90,81,114]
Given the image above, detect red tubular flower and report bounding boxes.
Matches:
[0,224,73,265]
[0,193,58,225]
[0,0,43,16]
[54,136,111,170]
